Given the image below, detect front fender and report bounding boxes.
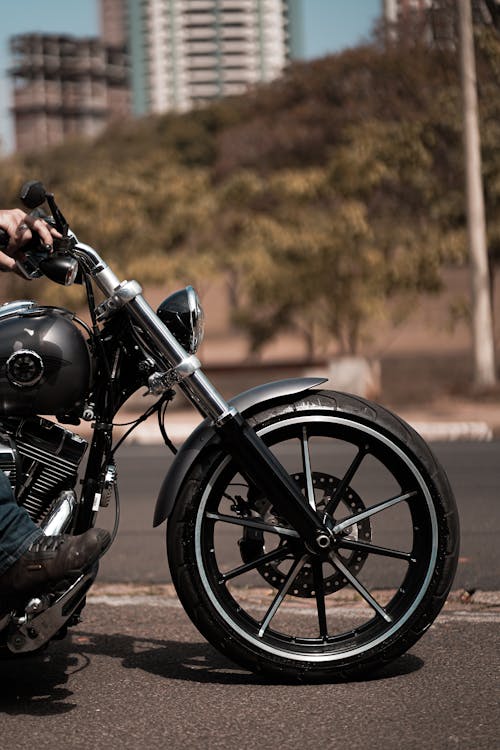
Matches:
[153,376,327,527]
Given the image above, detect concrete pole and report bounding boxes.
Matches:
[458,0,497,388]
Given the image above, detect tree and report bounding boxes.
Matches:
[212,142,454,356]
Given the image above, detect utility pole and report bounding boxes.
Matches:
[458,0,497,388]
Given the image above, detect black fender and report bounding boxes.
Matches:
[153,377,327,527]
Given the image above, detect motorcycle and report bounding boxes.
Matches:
[0,181,459,681]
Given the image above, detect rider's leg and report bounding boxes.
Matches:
[0,470,42,577]
[0,470,110,596]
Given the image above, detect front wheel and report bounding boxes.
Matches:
[167,391,459,681]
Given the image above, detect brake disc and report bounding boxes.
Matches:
[239,472,371,598]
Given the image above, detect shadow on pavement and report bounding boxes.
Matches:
[0,630,424,715]
[0,647,77,716]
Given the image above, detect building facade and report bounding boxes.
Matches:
[9,1,297,150]
[383,0,431,25]
[125,0,293,116]
[101,0,129,46]
[9,33,129,152]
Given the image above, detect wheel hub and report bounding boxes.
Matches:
[239,472,372,598]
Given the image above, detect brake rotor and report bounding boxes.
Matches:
[239,472,371,598]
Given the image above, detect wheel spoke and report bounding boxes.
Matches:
[301,426,316,510]
[206,512,300,538]
[332,491,417,534]
[219,544,292,583]
[329,552,392,622]
[337,538,413,562]
[312,560,328,638]
[324,446,367,517]
[258,554,309,637]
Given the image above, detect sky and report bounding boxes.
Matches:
[0,0,381,154]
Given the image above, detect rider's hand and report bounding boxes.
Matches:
[0,208,61,272]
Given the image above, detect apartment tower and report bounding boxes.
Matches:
[125,0,292,115]
[9,32,129,152]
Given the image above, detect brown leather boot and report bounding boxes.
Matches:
[0,528,110,597]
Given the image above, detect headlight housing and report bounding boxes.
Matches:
[156,285,205,354]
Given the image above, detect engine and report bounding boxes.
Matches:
[0,417,87,523]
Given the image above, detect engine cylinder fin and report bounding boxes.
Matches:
[0,417,88,523]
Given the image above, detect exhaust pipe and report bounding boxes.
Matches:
[41,490,78,536]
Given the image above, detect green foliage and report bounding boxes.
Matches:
[1,27,499,353]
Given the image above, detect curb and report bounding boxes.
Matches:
[408,421,493,442]
[88,583,500,610]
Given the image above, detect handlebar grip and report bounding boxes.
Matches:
[0,228,9,249]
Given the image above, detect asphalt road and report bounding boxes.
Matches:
[98,441,500,591]
[1,442,498,748]
[0,597,498,750]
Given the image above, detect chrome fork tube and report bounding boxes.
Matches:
[126,295,230,420]
[74,242,230,420]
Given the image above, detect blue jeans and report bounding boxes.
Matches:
[0,470,42,576]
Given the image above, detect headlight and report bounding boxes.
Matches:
[156,285,205,354]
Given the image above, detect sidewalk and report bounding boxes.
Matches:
[395,395,500,442]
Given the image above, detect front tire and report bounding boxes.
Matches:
[167,391,459,681]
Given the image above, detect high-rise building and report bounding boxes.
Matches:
[125,0,293,116]
[9,33,129,152]
[101,0,129,47]
[383,0,431,25]
[383,0,500,43]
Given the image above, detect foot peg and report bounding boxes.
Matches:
[7,568,96,653]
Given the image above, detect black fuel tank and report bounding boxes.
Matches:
[0,301,91,416]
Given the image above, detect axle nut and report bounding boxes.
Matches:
[316,533,332,549]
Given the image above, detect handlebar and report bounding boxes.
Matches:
[0,204,58,251]
[0,181,74,281]
[1,182,113,287]
[0,225,81,284]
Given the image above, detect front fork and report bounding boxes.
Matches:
[213,410,331,551]
[126,296,330,552]
[78,253,332,552]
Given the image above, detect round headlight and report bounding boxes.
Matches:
[157,285,205,354]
